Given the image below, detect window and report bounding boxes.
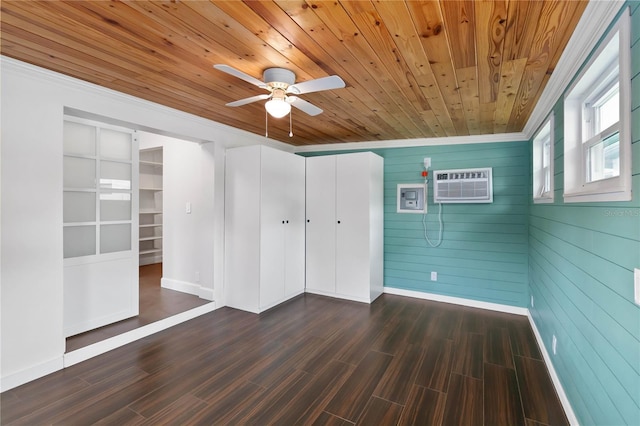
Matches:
[63,117,137,259]
[533,114,554,203]
[563,7,631,202]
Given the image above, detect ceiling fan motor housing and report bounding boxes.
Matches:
[263,68,296,89]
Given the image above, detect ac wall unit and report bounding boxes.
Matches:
[433,167,493,203]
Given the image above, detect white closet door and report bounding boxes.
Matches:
[259,147,287,309]
[284,153,306,298]
[305,156,337,294]
[63,118,139,337]
[224,147,261,312]
[336,153,371,299]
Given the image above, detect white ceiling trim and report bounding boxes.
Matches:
[522,0,626,138]
[293,132,528,153]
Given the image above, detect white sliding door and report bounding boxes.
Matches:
[63,117,139,338]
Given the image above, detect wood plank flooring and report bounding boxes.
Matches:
[66,263,210,352]
[3,294,568,425]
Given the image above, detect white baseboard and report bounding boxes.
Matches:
[198,287,214,301]
[305,288,375,304]
[527,313,579,426]
[383,287,529,316]
[161,277,200,296]
[258,290,305,313]
[1,356,64,392]
[64,302,217,368]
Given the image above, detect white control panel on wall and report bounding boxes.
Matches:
[397,183,427,214]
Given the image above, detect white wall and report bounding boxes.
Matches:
[1,67,66,387]
[0,57,289,391]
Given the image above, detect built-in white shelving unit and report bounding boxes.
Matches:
[139,147,163,265]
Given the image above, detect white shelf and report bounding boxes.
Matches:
[140,248,162,255]
[139,147,163,264]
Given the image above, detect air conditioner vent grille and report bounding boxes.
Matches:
[433,167,493,203]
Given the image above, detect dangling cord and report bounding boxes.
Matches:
[265,109,269,138]
[423,202,443,247]
[422,176,443,247]
[289,109,293,137]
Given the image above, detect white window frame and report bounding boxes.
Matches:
[533,113,554,203]
[563,7,631,203]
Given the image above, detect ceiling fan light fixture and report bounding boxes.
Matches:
[215,64,343,120]
[265,99,291,118]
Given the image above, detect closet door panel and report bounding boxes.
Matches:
[259,147,286,309]
[305,156,337,294]
[284,154,306,298]
[336,154,371,299]
[224,147,261,312]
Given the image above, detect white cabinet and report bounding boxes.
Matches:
[224,145,305,313]
[305,152,384,303]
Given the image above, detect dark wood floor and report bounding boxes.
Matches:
[3,293,567,425]
[66,263,210,352]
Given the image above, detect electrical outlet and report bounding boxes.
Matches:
[531,295,534,307]
[195,271,200,283]
[431,271,437,281]
[423,157,431,169]
[552,334,558,355]
[634,268,640,306]
[186,202,192,214]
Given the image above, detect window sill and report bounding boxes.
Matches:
[533,197,554,204]
[563,188,631,203]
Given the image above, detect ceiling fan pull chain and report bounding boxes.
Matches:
[289,110,293,137]
[265,109,269,138]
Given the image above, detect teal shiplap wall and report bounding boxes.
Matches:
[528,3,640,424]
[305,140,531,308]
[379,142,529,307]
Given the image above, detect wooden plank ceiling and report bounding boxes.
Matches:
[1,0,587,146]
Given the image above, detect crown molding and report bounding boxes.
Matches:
[293,132,527,153]
[522,0,626,138]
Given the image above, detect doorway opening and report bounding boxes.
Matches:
[64,129,217,353]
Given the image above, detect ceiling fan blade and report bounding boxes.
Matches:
[290,97,323,116]
[214,64,266,88]
[226,94,270,107]
[287,75,345,95]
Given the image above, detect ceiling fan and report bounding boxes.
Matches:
[214,64,345,118]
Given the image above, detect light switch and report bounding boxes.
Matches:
[186,202,192,214]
